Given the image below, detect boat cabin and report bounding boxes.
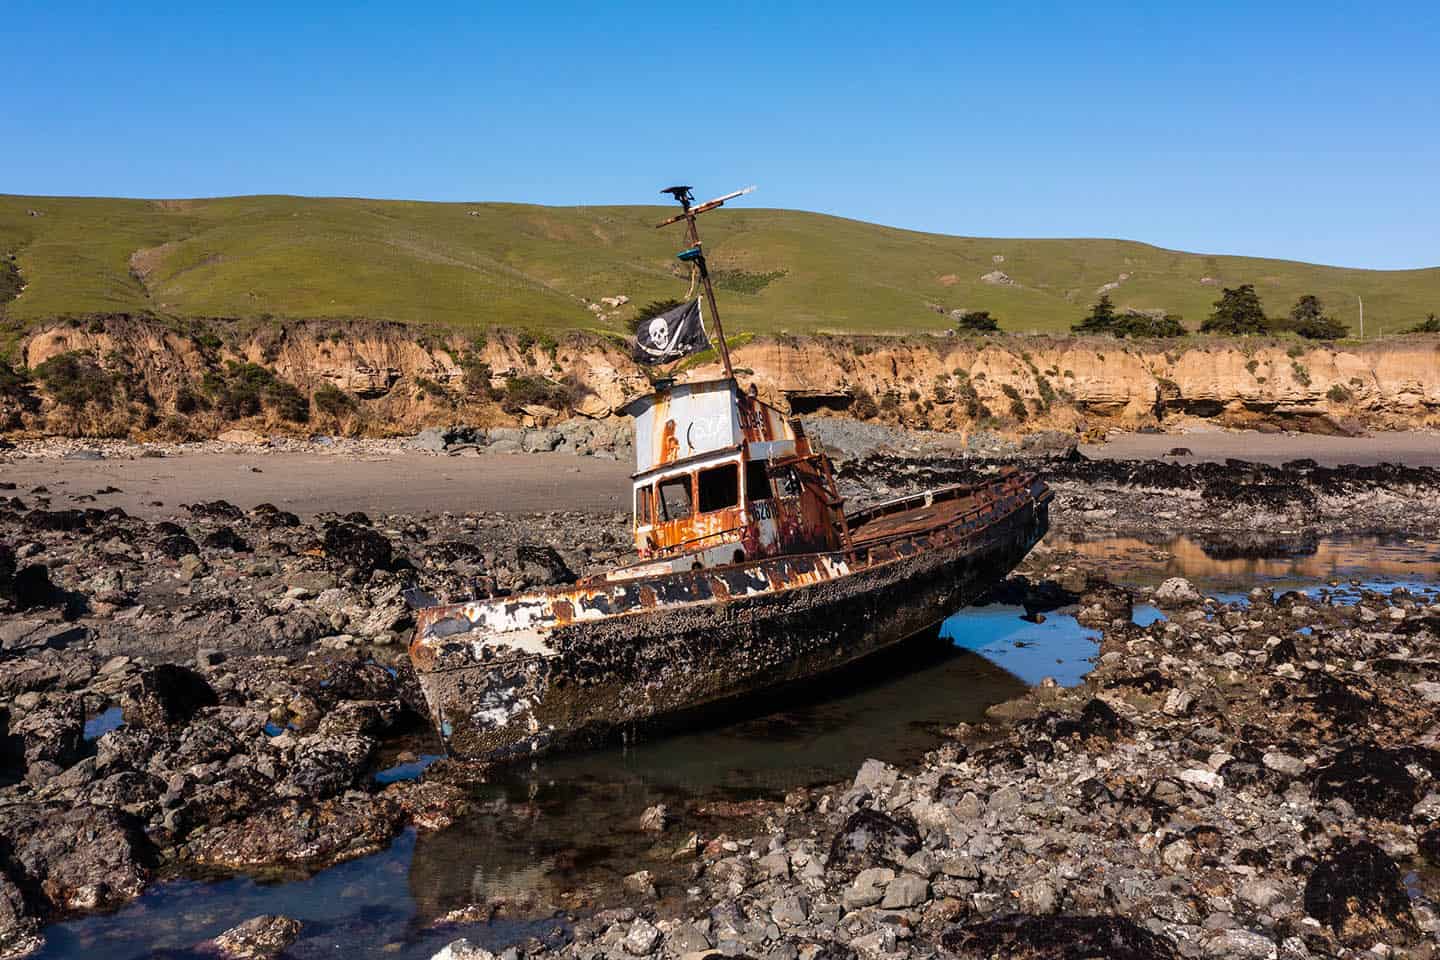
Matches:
[621,379,848,573]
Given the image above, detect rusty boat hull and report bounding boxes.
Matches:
[409,472,1053,762]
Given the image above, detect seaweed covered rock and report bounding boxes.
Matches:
[826,809,921,877]
[942,915,1177,960]
[321,523,393,577]
[1302,839,1418,946]
[1311,745,1438,821]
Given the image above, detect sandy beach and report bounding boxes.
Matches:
[5,428,1438,520]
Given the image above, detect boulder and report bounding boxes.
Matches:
[0,804,154,914]
[208,915,303,959]
[12,697,85,771]
[1153,577,1201,605]
[121,665,218,731]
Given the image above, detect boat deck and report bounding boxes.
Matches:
[848,492,982,548]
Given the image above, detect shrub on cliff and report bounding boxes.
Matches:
[500,374,572,414]
[313,382,357,419]
[1201,284,1269,335]
[850,388,879,419]
[458,354,497,399]
[31,352,115,410]
[201,361,309,422]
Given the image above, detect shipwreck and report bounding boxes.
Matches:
[408,186,1053,761]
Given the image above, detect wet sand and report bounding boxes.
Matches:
[1083,429,1440,467]
[1,450,634,519]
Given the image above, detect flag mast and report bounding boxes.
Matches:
[657,185,755,381]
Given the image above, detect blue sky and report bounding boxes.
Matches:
[5,1,1437,269]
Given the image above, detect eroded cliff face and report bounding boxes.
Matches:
[7,317,1440,439]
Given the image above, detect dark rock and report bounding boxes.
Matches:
[942,915,1177,959]
[0,804,155,914]
[1311,745,1435,821]
[122,665,219,731]
[185,500,244,520]
[95,727,169,773]
[184,796,405,873]
[321,523,392,576]
[279,733,375,799]
[12,697,85,770]
[1075,580,1132,627]
[7,565,60,611]
[24,510,89,532]
[1303,839,1418,946]
[156,534,201,560]
[0,872,43,958]
[826,809,921,877]
[208,914,302,959]
[1419,826,1440,866]
[1042,698,1132,742]
[512,543,574,586]
[201,527,250,553]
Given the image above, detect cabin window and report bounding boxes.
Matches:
[634,486,653,526]
[697,463,740,513]
[745,459,772,503]
[657,476,693,521]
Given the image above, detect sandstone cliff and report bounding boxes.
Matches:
[5,317,1439,439]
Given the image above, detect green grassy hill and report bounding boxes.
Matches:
[2,194,1436,339]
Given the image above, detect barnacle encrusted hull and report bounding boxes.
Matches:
[409,475,1051,761]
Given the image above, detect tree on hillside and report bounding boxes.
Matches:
[1113,311,1187,338]
[1201,284,1268,335]
[955,310,999,332]
[1287,294,1347,340]
[1407,312,1440,334]
[1072,295,1119,334]
[626,298,686,336]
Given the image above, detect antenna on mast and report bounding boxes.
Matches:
[657,185,757,379]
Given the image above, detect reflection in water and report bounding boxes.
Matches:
[1050,533,1440,591]
[35,534,1440,959]
[36,831,552,960]
[940,606,1099,686]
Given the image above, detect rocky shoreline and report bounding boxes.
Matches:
[1,442,1439,958]
[451,571,1440,960]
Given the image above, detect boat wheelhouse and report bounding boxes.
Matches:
[620,378,847,578]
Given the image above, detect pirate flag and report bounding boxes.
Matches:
[632,298,711,364]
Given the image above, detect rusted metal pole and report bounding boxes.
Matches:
[659,188,738,380]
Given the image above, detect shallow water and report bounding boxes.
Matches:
[38,533,1440,958]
